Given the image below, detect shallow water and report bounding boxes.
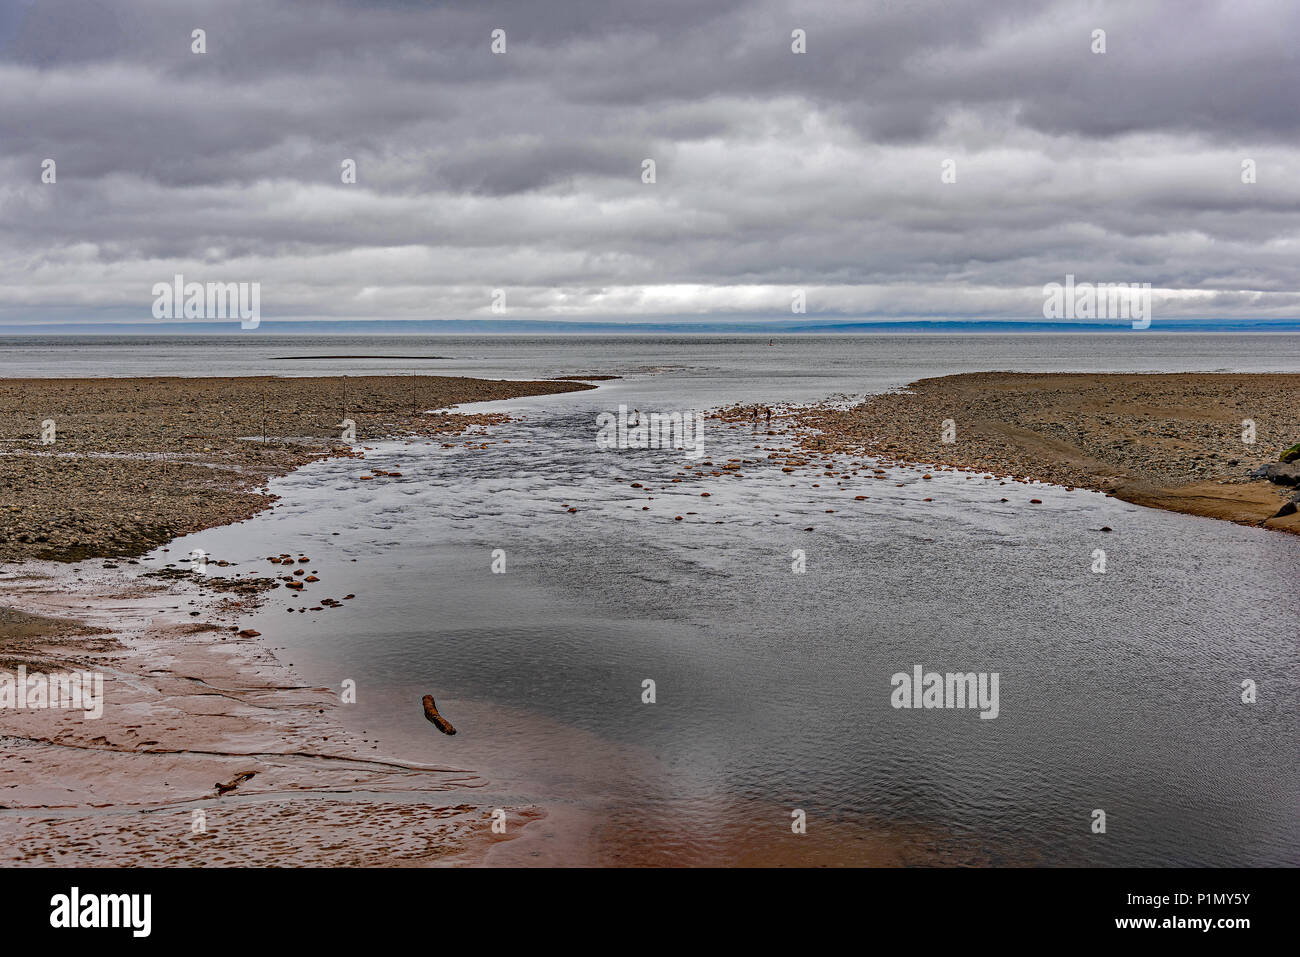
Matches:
[13,333,1296,866]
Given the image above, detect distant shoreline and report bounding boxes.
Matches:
[4,323,1300,337]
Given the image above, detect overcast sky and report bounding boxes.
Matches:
[1,0,1298,326]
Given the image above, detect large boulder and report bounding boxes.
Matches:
[1280,443,1300,464]
[1258,463,1300,486]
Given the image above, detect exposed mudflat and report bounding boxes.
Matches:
[0,564,538,866]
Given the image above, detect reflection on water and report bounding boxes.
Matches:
[114,334,1300,866]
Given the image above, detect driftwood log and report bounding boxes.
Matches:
[422,694,457,735]
[215,770,256,796]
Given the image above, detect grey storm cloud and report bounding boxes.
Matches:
[0,0,1297,324]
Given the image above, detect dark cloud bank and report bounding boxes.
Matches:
[1,0,1297,328]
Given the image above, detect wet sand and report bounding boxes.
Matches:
[0,563,539,865]
[0,373,590,865]
[787,372,1300,533]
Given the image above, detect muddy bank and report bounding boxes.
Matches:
[0,372,585,864]
[0,374,594,562]
[0,561,540,866]
[787,372,1300,533]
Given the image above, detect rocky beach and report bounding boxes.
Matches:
[0,373,592,866]
[0,374,593,562]
[786,372,1300,533]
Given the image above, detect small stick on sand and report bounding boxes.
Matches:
[422,694,457,735]
[215,770,257,796]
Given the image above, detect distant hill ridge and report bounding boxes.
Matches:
[2,318,1298,336]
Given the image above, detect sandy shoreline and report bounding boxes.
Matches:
[787,372,1300,533]
[0,561,546,865]
[0,374,593,865]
